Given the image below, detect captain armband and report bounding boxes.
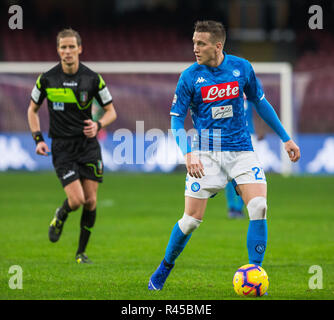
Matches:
[32,131,45,145]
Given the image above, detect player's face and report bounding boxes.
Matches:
[57,37,82,66]
[193,32,221,67]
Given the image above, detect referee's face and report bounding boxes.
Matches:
[193,32,222,67]
[57,37,82,67]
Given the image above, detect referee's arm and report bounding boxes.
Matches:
[27,99,50,155]
[83,102,117,138]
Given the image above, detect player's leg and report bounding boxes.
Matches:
[148,196,207,290]
[49,179,85,242]
[75,178,99,264]
[149,151,223,290]
[75,138,103,263]
[225,181,245,218]
[236,183,268,266]
[164,196,207,265]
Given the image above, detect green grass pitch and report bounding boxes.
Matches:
[0,172,333,300]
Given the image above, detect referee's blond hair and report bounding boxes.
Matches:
[57,28,82,47]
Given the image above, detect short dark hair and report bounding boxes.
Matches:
[194,20,226,46]
[57,28,82,47]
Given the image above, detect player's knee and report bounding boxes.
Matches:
[178,213,202,235]
[84,195,97,211]
[68,194,85,211]
[247,196,267,220]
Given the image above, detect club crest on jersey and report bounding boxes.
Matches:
[233,69,241,77]
[201,81,239,103]
[80,91,88,105]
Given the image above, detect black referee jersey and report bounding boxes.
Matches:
[31,62,113,138]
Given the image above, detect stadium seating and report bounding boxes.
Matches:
[0,26,193,61]
[295,31,334,132]
[1,26,333,133]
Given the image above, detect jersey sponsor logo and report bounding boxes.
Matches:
[211,105,233,119]
[31,85,41,103]
[53,102,64,111]
[63,81,78,86]
[98,87,112,105]
[195,76,207,84]
[201,81,239,103]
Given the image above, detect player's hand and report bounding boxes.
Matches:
[284,139,301,162]
[36,141,50,156]
[185,152,205,178]
[83,119,98,138]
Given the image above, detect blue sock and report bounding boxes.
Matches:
[247,219,268,266]
[225,181,244,211]
[164,222,192,265]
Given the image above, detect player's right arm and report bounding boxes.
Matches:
[27,75,50,156]
[170,71,204,178]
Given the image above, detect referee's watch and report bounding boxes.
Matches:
[32,131,45,145]
[96,121,102,131]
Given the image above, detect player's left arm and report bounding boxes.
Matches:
[83,102,117,138]
[254,98,300,162]
[244,63,300,162]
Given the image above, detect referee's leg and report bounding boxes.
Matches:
[48,179,85,243]
[75,179,99,262]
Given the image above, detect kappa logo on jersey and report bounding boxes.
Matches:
[195,77,207,84]
[201,81,239,103]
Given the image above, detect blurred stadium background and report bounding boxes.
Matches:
[0,0,333,175]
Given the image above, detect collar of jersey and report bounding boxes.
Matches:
[204,51,228,72]
[58,62,82,77]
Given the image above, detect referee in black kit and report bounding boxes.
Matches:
[27,28,117,264]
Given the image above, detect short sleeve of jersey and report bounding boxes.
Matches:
[94,74,113,107]
[31,74,46,105]
[244,61,265,104]
[170,71,193,118]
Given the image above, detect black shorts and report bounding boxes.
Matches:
[51,137,104,188]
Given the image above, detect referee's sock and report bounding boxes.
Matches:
[57,199,72,222]
[77,208,96,255]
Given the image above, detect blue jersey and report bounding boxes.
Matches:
[170,53,265,151]
[244,99,255,135]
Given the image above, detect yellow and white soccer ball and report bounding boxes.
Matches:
[233,264,269,297]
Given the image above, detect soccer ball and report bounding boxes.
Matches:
[232,264,269,297]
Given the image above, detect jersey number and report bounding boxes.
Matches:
[252,167,266,180]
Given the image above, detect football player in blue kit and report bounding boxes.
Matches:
[148,20,300,290]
